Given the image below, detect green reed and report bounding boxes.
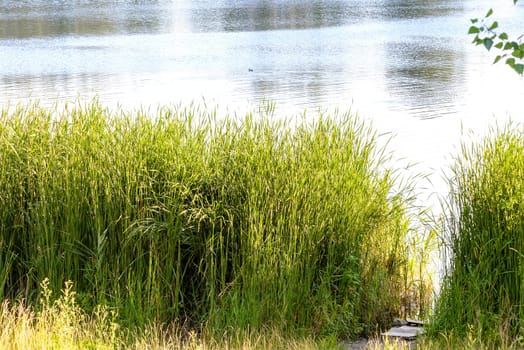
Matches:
[431,123,524,344]
[0,101,426,338]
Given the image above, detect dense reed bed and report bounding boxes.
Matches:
[0,101,427,339]
[431,123,524,346]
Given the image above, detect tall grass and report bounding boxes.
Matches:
[431,123,524,344]
[0,101,426,338]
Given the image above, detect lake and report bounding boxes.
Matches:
[1,0,524,209]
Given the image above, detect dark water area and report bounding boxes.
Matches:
[1,0,524,207]
[0,1,466,37]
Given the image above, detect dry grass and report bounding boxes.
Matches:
[0,279,118,350]
[0,279,335,350]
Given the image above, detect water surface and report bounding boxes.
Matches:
[1,0,524,206]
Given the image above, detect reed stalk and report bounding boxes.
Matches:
[432,122,524,345]
[0,101,427,338]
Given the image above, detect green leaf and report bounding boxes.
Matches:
[495,42,504,49]
[483,38,494,51]
[493,55,503,64]
[468,26,480,34]
[512,49,524,59]
[471,18,479,24]
[504,42,513,50]
[488,21,498,31]
[486,8,494,18]
[506,57,516,66]
[472,35,482,45]
[513,64,524,75]
[499,32,509,40]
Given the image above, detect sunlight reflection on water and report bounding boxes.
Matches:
[1,0,524,215]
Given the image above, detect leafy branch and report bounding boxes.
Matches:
[469,0,524,75]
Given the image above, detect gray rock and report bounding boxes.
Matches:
[381,325,425,340]
[406,318,424,327]
[392,318,408,327]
